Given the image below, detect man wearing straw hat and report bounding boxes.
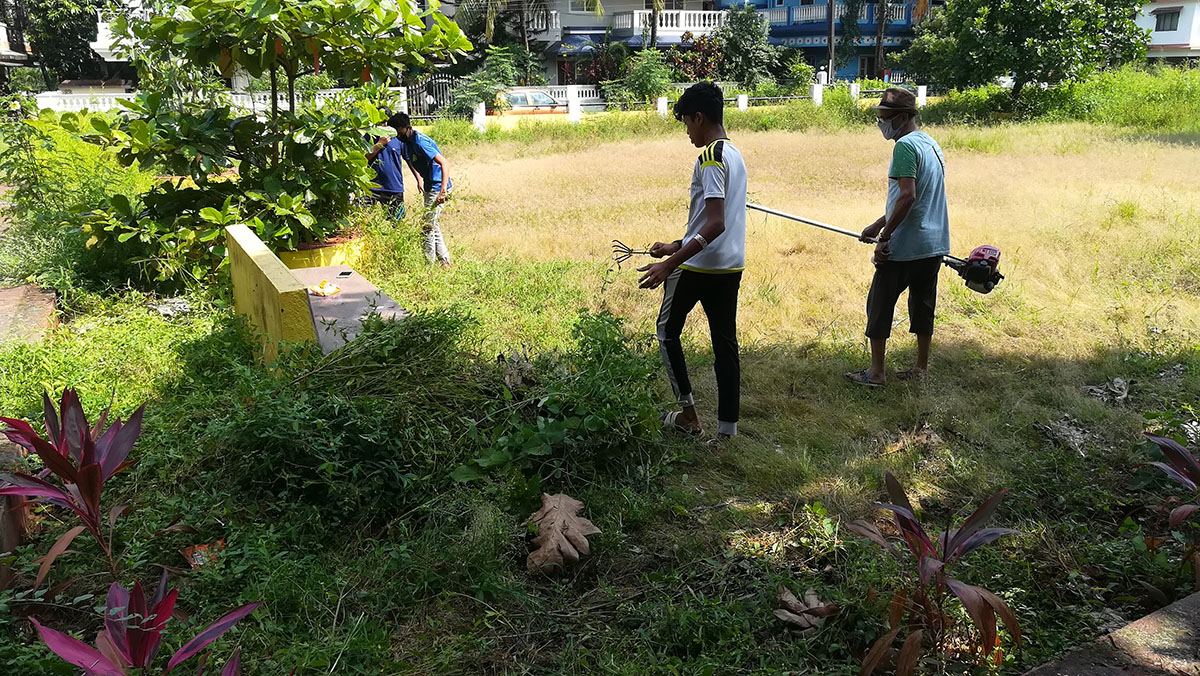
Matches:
[846,87,950,387]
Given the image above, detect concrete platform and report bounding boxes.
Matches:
[1024,592,1200,676]
[0,285,56,343]
[291,265,407,353]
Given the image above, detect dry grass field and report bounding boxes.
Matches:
[346,122,1200,671]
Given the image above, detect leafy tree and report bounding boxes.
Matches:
[576,34,629,85]
[121,0,471,115]
[713,4,776,88]
[894,0,1148,101]
[836,0,865,69]
[8,67,47,92]
[623,48,671,101]
[25,0,105,88]
[456,0,555,50]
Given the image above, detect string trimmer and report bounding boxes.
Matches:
[748,203,1005,294]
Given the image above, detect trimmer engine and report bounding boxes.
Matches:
[944,245,1004,294]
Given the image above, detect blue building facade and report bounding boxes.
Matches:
[715,0,924,79]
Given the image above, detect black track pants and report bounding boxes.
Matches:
[656,268,742,436]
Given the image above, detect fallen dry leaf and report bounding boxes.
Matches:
[526,493,601,574]
[775,585,838,635]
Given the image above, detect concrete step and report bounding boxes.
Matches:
[1024,592,1200,676]
[0,285,56,343]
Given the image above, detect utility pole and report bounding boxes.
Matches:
[826,0,836,81]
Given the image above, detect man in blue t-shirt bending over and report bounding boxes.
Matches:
[365,132,410,218]
[388,112,454,267]
[848,87,950,387]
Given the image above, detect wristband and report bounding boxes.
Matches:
[690,233,709,249]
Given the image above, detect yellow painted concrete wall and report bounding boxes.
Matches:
[226,225,317,363]
[277,238,365,270]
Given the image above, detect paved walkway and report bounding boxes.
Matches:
[1025,592,1200,676]
[0,185,56,343]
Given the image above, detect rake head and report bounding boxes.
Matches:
[611,239,652,265]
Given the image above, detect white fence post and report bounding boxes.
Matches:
[567,85,582,124]
[916,85,928,107]
[849,82,860,100]
[473,102,487,133]
[398,88,409,114]
[736,94,748,111]
[656,96,668,117]
[810,83,823,107]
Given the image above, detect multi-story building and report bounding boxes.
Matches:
[727,0,926,79]
[530,0,731,83]
[1138,0,1200,60]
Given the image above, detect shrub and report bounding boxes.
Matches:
[665,32,724,83]
[8,67,47,93]
[713,4,776,88]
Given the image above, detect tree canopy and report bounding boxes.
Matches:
[895,0,1148,100]
[26,0,105,86]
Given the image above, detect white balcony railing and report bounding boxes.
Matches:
[787,3,906,24]
[530,10,561,33]
[762,7,788,24]
[612,9,728,36]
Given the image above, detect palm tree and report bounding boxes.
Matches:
[647,0,663,50]
[456,0,562,49]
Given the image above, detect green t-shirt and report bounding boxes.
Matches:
[886,131,950,262]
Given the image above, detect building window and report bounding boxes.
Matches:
[570,0,599,12]
[643,0,683,8]
[774,0,784,6]
[1156,10,1180,31]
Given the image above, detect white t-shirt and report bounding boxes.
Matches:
[680,139,747,273]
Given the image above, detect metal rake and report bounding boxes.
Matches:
[611,239,653,266]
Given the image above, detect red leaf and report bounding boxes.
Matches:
[361,64,371,82]
[96,630,129,670]
[35,525,87,588]
[311,42,319,74]
[946,578,997,658]
[884,471,914,514]
[947,489,1008,559]
[109,504,131,529]
[846,519,900,559]
[888,589,907,630]
[860,626,902,676]
[221,649,241,676]
[77,464,103,519]
[918,556,943,586]
[167,603,262,672]
[274,37,283,55]
[105,582,133,665]
[61,388,88,465]
[127,581,151,668]
[101,405,143,480]
[30,618,126,676]
[1146,433,1200,486]
[2,417,77,482]
[42,390,61,447]
[1170,504,1200,529]
[896,629,923,676]
[976,586,1022,648]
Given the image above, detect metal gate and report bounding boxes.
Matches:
[406,74,461,117]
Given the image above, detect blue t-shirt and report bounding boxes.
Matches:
[403,130,451,192]
[886,130,950,262]
[369,138,408,194]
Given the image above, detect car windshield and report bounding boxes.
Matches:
[507,93,526,106]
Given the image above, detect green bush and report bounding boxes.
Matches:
[202,308,663,517]
[8,67,47,93]
[0,104,156,287]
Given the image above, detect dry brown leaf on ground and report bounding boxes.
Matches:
[774,586,839,635]
[526,493,601,574]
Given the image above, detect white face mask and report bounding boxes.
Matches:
[877,115,905,140]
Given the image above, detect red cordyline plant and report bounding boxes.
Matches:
[30,570,261,675]
[847,472,1022,675]
[0,388,145,581]
[1140,433,1200,587]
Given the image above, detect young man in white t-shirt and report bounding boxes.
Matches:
[638,82,748,441]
